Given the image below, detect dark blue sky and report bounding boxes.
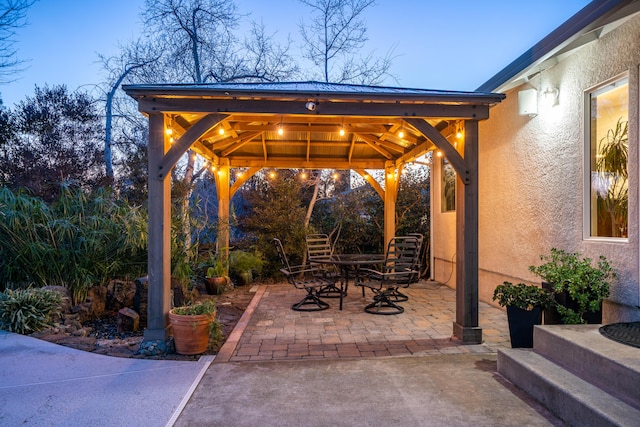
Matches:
[1,0,591,106]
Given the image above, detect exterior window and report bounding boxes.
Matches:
[588,77,628,238]
[441,157,456,212]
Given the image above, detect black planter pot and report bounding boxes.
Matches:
[507,306,542,348]
[542,282,602,324]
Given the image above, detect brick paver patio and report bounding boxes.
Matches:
[215,281,510,363]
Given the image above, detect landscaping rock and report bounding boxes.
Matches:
[117,307,140,332]
[106,279,136,310]
[133,276,148,325]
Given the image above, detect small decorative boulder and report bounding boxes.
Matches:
[117,307,140,333]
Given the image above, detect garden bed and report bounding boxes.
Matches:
[31,284,256,361]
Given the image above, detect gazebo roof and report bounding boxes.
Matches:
[124,81,504,170]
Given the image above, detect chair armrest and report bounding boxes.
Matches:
[285,264,321,275]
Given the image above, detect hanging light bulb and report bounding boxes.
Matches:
[437,151,443,157]
[300,170,307,180]
[332,172,339,180]
[398,129,405,138]
[278,116,284,135]
[165,128,173,136]
[269,171,276,179]
[339,128,345,137]
[219,127,225,135]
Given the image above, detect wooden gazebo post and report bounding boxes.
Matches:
[453,120,481,344]
[405,118,482,344]
[145,113,172,342]
[383,161,398,247]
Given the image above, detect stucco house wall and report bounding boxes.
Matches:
[431,155,457,288]
[434,12,640,322]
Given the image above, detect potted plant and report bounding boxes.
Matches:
[168,299,217,355]
[529,248,616,324]
[229,250,264,286]
[204,252,229,295]
[493,281,554,348]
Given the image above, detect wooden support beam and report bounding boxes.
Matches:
[138,97,491,119]
[383,162,398,248]
[220,131,262,156]
[355,133,394,159]
[226,157,387,169]
[452,120,482,344]
[230,167,262,198]
[157,113,228,179]
[144,113,171,342]
[348,134,356,164]
[216,159,231,275]
[405,118,470,184]
[354,169,384,199]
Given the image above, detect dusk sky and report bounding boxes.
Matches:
[1,0,592,107]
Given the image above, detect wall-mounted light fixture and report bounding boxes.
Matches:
[305,101,316,111]
[542,86,559,107]
[518,88,538,116]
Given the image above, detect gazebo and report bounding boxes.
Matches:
[124,81,504,345]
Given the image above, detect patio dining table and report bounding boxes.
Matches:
[311,254,385,310]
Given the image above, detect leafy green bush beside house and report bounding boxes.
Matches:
[529,248,616,324]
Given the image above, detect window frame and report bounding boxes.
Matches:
[583,72,629,242]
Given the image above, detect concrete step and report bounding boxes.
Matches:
[498,348,640,427]
[533,325,640,409]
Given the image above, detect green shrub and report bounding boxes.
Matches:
[0,288,61,334]
[529,248,616,323]
[0,186,148,304]
[492,282,554,311]
[229,250,263,277]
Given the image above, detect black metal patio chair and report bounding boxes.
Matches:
[355,236,420,315]
[306,233,342,298]
[273,238,333,311]
[388,233,423,302]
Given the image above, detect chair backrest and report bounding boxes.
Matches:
[384,236,421,285]
[273,238,292,274]
[306,234,332,261]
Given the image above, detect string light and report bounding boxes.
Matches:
[339,118,345,136]
[332,172,339,180]
[165,128,173,136]
[269,171,276,179]
[236,171,244,178]
[278,116,284,135]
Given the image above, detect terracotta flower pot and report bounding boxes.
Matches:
[205,276,227,295]
[168,309,215,355]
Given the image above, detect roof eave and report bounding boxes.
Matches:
[123,84,505,106]
[477,0,640,93]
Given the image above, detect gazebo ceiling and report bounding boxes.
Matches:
[124,81,505,170]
